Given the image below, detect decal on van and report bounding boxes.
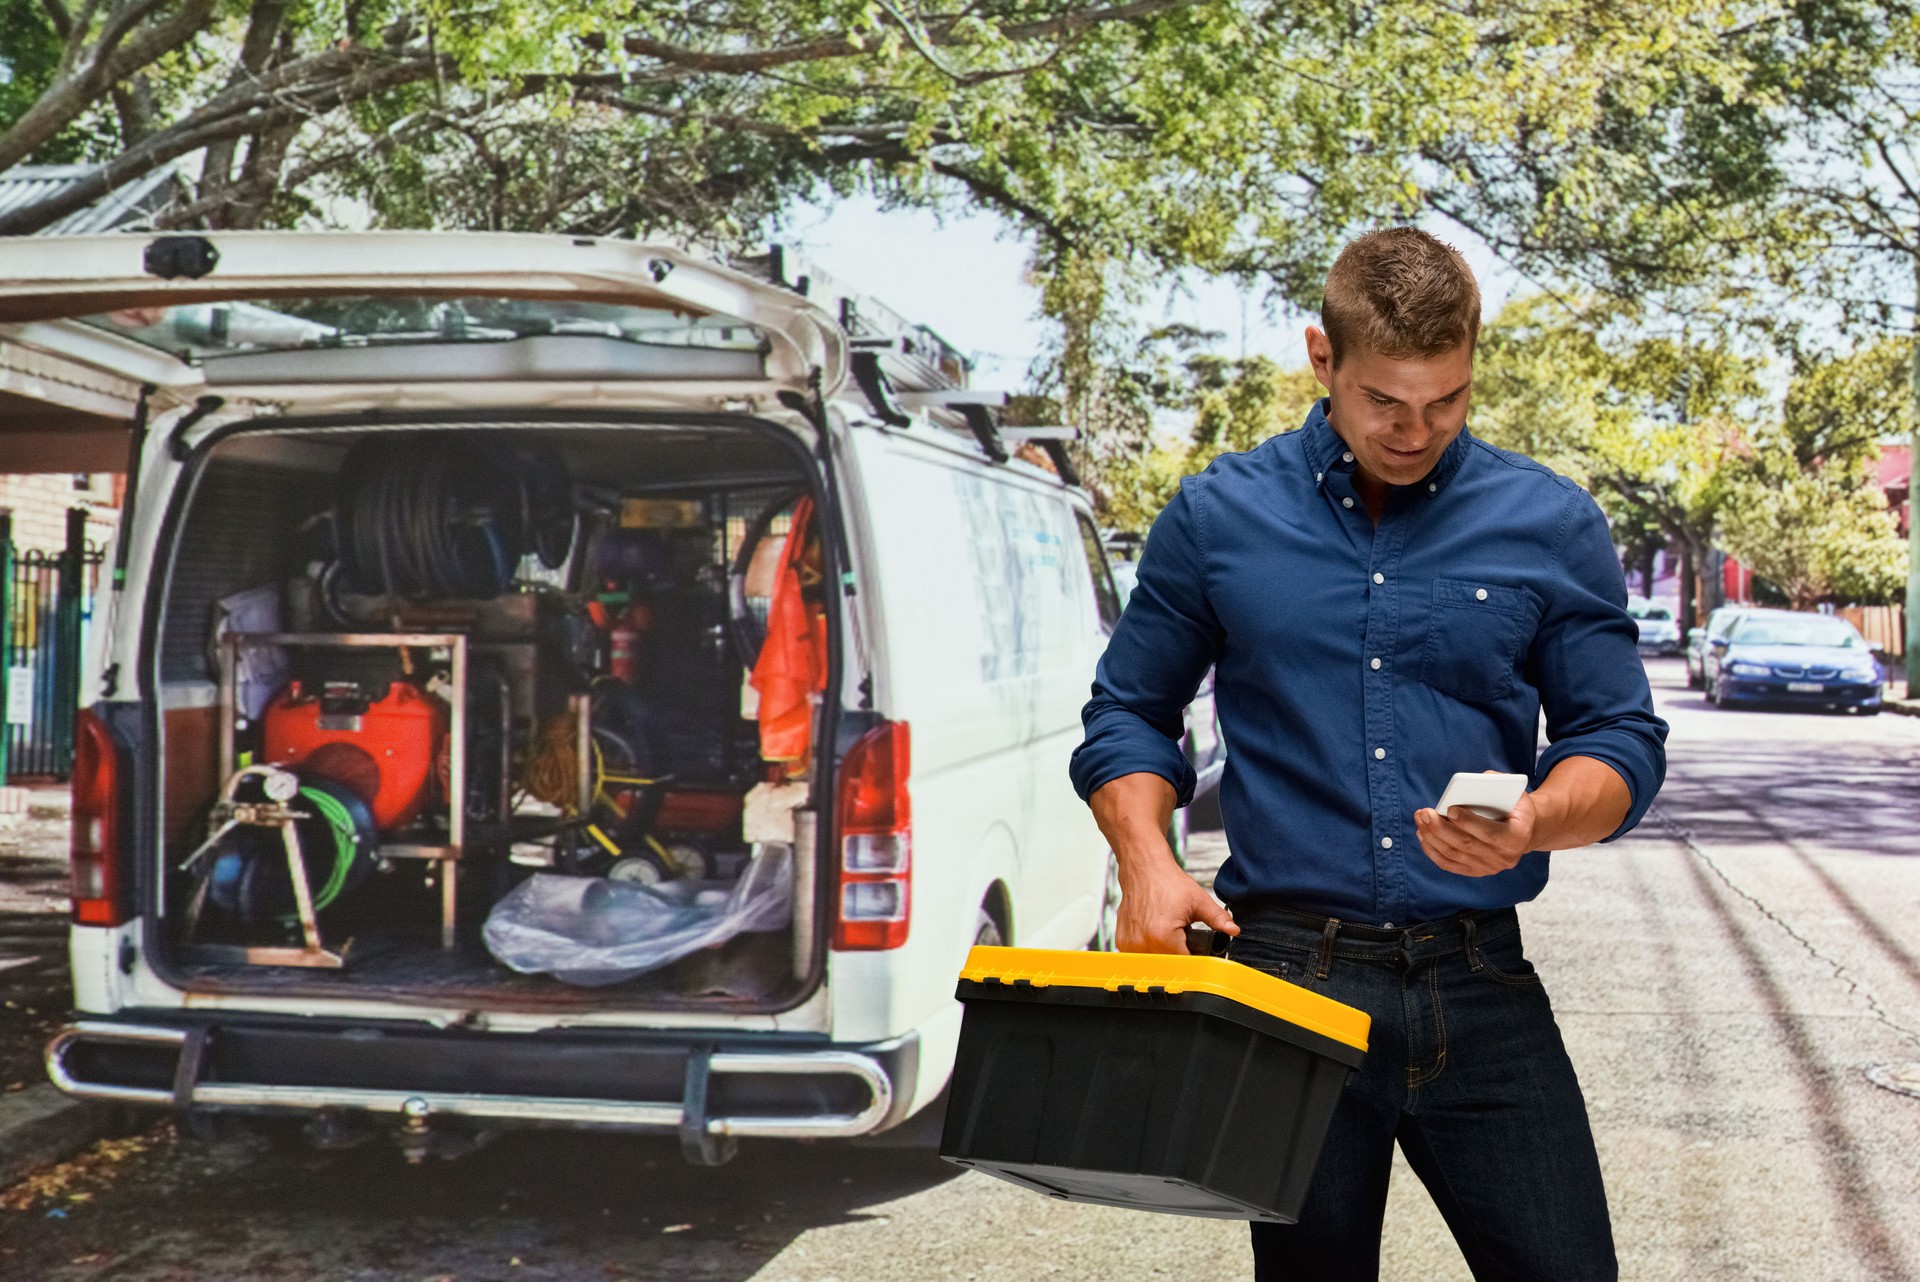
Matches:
[952,474,1080,682]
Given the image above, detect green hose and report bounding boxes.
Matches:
[283,784,361,920]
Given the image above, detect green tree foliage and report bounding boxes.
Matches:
[1776,336,1916,473]
[1472,294,1761,626]
[1187,355,1323,460]
[1715,338,1914,608]
[0,0,104,163]
[0,2,1857,292]
[1096,341,1322,533]
[1473,297,1911,616]
[1717,472,1906,609]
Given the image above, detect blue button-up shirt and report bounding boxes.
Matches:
[1070,400,1668,925]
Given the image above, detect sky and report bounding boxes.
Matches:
[778,193,1530,392]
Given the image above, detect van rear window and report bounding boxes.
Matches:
[79,295,767,362]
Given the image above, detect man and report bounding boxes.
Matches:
[1069,227,1666,1281]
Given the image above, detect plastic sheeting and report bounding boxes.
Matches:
[482,844,793,986]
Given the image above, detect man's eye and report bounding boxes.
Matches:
[1368,395,1394,406]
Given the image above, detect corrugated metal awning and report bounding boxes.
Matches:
[0,164,181,236]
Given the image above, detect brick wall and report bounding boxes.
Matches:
[0,473,120,553]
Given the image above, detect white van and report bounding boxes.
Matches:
[19,232,1118,1162]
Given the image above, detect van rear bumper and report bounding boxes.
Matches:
[47,1015,908,1141]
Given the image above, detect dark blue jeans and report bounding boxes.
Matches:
[1224,904,1616,1282]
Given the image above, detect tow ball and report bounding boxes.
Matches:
[399,1097,433,1164]
[394,1097,494,1163]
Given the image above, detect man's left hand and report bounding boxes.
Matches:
[1414,792,1539,877]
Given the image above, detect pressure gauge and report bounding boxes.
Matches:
[262,769,300,803]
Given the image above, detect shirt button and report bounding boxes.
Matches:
[1428,483,1437,493]
[1316,471,1324,483]
[1342,451,1355,463]
[1381,837,1393,849]
[1342,497,1354,509]
[1475,588,1489,601]
[1372,572,1384,585]
[1374,747,1386,759]
[1370,657,1382,670]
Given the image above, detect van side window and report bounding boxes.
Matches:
[1076,514,1123,632]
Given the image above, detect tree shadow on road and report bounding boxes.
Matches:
[1657,732,1920,863]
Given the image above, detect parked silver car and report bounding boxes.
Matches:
[1628,599,1683,657]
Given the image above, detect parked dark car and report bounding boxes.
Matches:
[1686,605,1752,689]
[1708,609,1884,714]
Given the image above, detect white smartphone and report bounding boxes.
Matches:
[1433,772,1530,821]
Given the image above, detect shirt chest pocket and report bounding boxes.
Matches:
[1419,578,1540,705]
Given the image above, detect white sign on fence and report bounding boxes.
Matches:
[5,668,33,727]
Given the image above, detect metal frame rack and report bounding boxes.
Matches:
[210,631,470,957]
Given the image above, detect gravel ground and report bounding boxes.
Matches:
[0,789,72,1092]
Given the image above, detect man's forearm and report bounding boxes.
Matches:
[1088,771,1236,952]
[1089,771,1178,866]
[1526,755,1632,851]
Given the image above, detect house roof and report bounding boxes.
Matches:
[1878,443,1910,494]
[0,163,181,236]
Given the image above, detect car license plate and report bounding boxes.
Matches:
[1787,681,1824,693]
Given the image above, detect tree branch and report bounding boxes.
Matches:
[200,0,294,214]
[37,0,73,40]
[0,50,440,235]
[569,88,949,144]
[0,0,217,174]
[620,0,1191,75]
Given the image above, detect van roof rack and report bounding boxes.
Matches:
[738,246,1079,485]
[735,247,970,393]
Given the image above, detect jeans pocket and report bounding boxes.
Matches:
[1420,578,1538,705]
[1471,933,1544,987]
[1226,936,1310,981]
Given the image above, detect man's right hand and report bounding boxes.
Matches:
[1090,772,1239,954]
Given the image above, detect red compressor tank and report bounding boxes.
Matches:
[262,680,449,832]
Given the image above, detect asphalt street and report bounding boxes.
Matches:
[5,657,1920,1280]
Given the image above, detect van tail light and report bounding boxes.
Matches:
[70,708,130,927]
[834,720,910,950]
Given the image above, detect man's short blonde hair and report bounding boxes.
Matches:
[1322,228,1480,366]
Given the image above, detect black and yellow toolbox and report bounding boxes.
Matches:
[939,946,1371,1223]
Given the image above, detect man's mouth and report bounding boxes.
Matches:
[1382,444,1428,464]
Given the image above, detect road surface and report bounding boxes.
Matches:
[5,657,1920,1280]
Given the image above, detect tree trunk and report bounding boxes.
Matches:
[1679,538,1696,634]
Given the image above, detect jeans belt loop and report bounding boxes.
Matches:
[1315,917,1340,980]
[1462,912,1484,972]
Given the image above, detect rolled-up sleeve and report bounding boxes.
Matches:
[1070,480,1226,806]
[1530,490,1670,839]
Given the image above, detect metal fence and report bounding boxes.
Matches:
[2,509,106,781]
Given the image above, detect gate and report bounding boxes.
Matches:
[2,508,105,781]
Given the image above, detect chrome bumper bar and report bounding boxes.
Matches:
[47,1020,893,1139]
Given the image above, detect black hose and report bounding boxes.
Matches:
[333,434,571,601]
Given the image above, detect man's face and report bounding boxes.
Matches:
[1304,326,1473,489]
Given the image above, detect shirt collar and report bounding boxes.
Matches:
[1299,397,1473,497]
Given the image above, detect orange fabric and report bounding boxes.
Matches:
[751,497,828,763]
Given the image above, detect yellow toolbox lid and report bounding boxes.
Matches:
[959,945,1370,1054]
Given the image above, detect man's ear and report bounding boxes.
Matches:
[1304,325,1335,393]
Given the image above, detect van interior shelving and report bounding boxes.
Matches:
[154,420,828,1010]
